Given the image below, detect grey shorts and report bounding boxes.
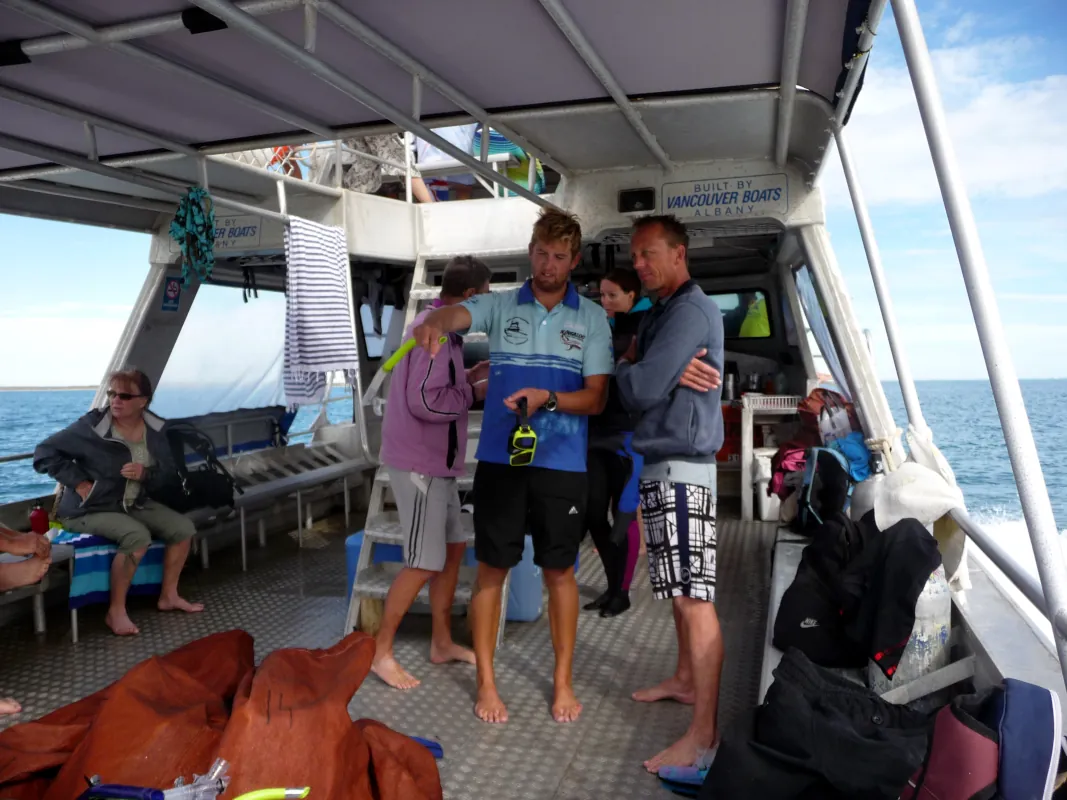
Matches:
[387,467,466,572]
[62,499,196,555]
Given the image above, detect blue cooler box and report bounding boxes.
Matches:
[345,530,577,623]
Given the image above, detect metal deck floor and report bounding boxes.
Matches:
[0,515,775,799]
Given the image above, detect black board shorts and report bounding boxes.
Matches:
[472,461,587,571]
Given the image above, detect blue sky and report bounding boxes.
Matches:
[1,0,1065,386]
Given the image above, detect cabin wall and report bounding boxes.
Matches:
[558,161,825,242]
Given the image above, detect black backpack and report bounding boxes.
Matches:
[151,422,242,512]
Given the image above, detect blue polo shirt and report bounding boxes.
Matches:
[461,280,613,472]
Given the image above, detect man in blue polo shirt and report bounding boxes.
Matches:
[412,208,612,726]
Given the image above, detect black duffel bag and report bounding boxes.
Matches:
[151,422,242,513]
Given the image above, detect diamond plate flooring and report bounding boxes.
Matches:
[0,514,775,799]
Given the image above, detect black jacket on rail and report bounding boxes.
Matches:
[773,510,942,679]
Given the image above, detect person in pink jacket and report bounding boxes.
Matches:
[372,255,493,689]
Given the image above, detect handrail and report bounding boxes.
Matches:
[950,508,1048,615]
[0,452,32,464]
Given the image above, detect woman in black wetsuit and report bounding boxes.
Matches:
[584,268,652,617]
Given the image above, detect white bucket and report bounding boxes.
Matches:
[868,563,951,699]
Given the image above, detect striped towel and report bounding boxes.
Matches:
[52,531,165,610]
[283,217,360,406]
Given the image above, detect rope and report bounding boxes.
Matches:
[169,186,216,287]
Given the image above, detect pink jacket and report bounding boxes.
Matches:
[379,301,473,477]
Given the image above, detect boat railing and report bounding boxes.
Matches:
[219,135,534,204]
[835,0,1067,688]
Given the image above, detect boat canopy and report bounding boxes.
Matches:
[0,0,877,230]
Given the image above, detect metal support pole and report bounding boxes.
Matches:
[3,0,336,139]
[258,517,267,548]
[303,0,317,52]
[206,154,342,196]
[296,490,304,547]
[0,131,179,196]
[834,126,927,433]
[190,0,556,209]
[775,0,809,166]
[276,180,288,216]
[837,0,889,115]
[405,75,419,204]
[240,506,248,572]
[16,0,301,57]
[537,0,671,170]
[333,140,343,189]
[83,122,98,161]
[198,158,210,192]
[892,0,1067,689]
[343,475,351,528]
[0,81,200,157]
[5,179,175,212]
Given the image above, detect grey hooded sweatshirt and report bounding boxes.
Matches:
[33,408,179,519]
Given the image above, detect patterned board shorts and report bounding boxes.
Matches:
[639,480,717,602]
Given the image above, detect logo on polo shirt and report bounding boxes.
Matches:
[559,328,586,351]
[504,317,530,345]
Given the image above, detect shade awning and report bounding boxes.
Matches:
[0,0,879,229]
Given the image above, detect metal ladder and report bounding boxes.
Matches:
[343,254,516,648]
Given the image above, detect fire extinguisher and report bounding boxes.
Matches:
[29,500,49,535]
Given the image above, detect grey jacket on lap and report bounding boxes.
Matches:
[33,408,179,519]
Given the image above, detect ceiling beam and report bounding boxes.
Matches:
[14,0,302,58]
[536,0,672,170]
[188,0,557,209]
[775,0,809,166]
[316,0,569,177]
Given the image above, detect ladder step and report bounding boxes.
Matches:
[365,510,475,546]
[352,562,478,605]
[374,463,477,491]
[409,282,524,301]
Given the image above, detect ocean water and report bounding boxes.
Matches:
[2,381,1065,577]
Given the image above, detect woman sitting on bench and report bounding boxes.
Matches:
[33,369,203,637]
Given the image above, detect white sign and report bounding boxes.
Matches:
[214,214,263,251]
[662,173,788,220]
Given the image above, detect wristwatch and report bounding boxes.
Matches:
[544,390,558,412]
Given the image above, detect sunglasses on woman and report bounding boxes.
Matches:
[106,390,143,401]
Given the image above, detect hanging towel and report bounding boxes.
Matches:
[283,217,360,406]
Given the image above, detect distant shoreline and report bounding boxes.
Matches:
[0,386,95,392]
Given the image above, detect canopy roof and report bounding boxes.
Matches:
[0,0,880,229]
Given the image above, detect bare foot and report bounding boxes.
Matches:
[0,697,21,716]
[157,595,205,613]
[371,655,421,690]
[643,732,717,773]
[0,556,50,591]
[474,684,508,724]
[429,640,476,666]
[552,684,583,723]
[105,609,140,636]
[631,676,695,705]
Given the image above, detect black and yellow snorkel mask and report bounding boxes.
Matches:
[508,397,538,467]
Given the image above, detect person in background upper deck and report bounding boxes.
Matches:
[615,214,726,773]
[410,208,612,726]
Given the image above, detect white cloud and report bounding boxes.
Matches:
[863,319,1067,381]
[822,36,1067,207]
[0,316,127,386]
[0,302,131,319]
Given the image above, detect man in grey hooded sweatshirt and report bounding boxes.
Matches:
[615,214,725,774]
